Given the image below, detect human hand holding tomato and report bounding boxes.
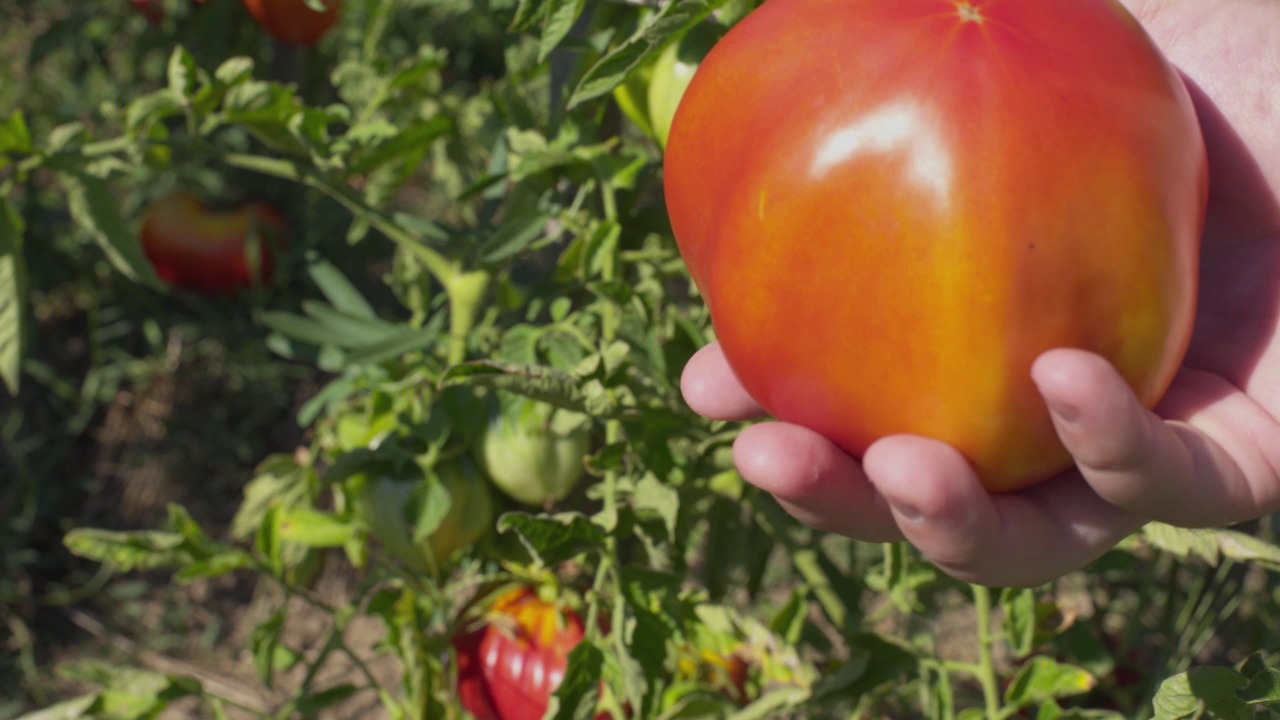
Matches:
[678,0,1280,587]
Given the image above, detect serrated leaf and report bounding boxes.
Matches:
[1152,667,1250,720]
[63,528,189,571]
[440,361,592,413]
[497,512,606,566]
[347,115,452,175]
[232,454,314,540]
[634,473,679,540]
[548,641,605,720]
[1237,668,1280,705]
[0,199,27,394]
[1142,523,1222,565]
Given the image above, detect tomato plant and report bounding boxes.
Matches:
[646,24,720,149]
[139,191,285,295]
[350,459,493,573]
[453,586,603,720]
[474,394,590,507]
[241,0,340,46]
[664,0,1209,491]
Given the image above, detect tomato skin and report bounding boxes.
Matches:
[474,396,590,507]
[454,587,606,720]
[241,0,340,46]
[140,191,285,295]
[351,460,493,572]
[664,0,1208,492]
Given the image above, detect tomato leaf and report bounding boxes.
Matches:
[547,640,604,720]
[57,171,162,287]
[1004,657,1097,708]
[497,512,606,566]
[1152,667,1251,720]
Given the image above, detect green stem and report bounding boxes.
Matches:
[443,269,490,366]
[971,584,1003,719]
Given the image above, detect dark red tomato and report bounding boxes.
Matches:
[454,587,607,720]
[129,0,164,25]
[241,0,340,46]
[140,191,285,295]
[664,0,1208,492]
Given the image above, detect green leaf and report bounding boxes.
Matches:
[11,693,100,720]
[1141,523,1222,565]
[277,507,355,548]
[232,454,315,540]
[497,512,606,566]
[633,473,680,540]
[568,1,728,108]
[439,361,601,415]
[347,115,452,175]
[1152,667,1250,720]
[547,641,604,720]
[1005,657,1096,708]
[480,210,555,264]
[57,172,161,286]
[125,90,184,136]
[63,528,190,572]
[539,0,584,63]
[0,111,33,156]
[308,259,376,318]
[0,199,27,394]
[1237,668,1280,705]
[58,662,199,720]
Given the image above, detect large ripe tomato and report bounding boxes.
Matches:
[453,587,605,720]
[474,394,590,507]
[350,459,493,572]
[140,191,285,295]
[664,0,1208,492]
[241,0,340,46]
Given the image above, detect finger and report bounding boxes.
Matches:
[733,422,902,542]
[863,435,1142,588]
[681,342,766,421]
[1031,349,1278,527]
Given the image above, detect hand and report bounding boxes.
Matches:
[680,0,1280,588]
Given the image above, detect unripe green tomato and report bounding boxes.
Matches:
[612,62,656,139]
[648,24,722,148]
[352,459,493,571]
[474,396,590,507]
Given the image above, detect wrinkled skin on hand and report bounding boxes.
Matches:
[681,0,1280,588]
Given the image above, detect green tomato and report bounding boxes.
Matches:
[475,395,591,507]
[351,459,493,572]
[613,61,657,139]
[648,23,723,148]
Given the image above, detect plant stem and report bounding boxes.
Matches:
[971,584,1002,719]
[443,269,490,366]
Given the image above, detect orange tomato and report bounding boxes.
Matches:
[664,0,1208,492]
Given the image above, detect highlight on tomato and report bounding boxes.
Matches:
[241,0,340,46]
[473,393,591,507]
[348,458,493,573]
[663,0,1208,492]
[452,585,607,720]
[139,190,286,295]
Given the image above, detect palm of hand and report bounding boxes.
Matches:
[681,0,1280,587]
